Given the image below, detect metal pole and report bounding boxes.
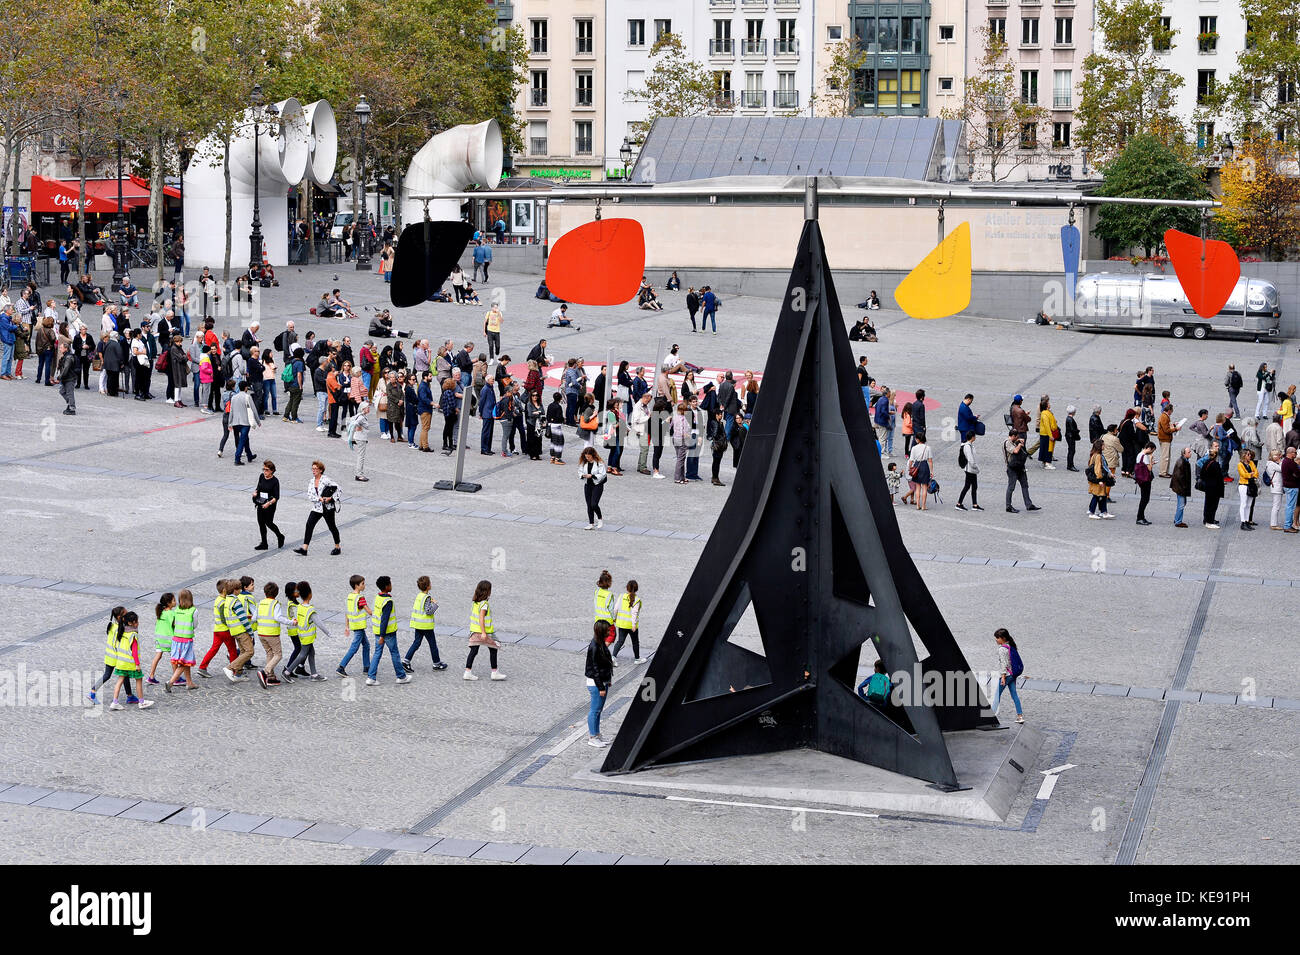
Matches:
[250,110,263,274]
[356,123,371,270]
[803,176,818,220]
[111,127,125,291]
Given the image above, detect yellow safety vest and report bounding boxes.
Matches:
[296,603,317,645]
[485,309,502,333]
[594,587,614,624]
[410,594,435,630]
[470,599,493,634]
[371,593,397,635]
[103,621,121,666]
[226,592,251,636]
[257,598,281,636]
[346,592,367,631]
[213,593,229,631]
[113,631,138,670]
[615,593,641,630]
[285,600,298,638]
[172,606,196,640]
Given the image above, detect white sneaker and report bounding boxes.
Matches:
[653,472,665,480]
[396,675,412,685]
[490,671,507,681]
[1101,513,1116,519]
[1088,513,1101,519]
[596,518,603,528]
[1044,463,1057,470]
[587,737,609,747]
[463,671,478,681]
[137,700,154,710]
[222,666,237,682]
[365,678,378,686]
[316,425,326,432]
[108,700,124,711]
[1205,522,1220,529]
[585,523,594,530]
[634,657,646,664]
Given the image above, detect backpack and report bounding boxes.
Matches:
[863,672,891,704]
[1194,455,1207,492]
[154,349,169,373]
[273,331,285,351]
[957,444,968,469]
[1230,370,1243,391]
[281,363,294,385]
[1008,645,1024,679]
[221,351,234,381]
[1263,465,1273,487]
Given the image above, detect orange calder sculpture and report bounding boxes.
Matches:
[545,218,646,306]
[1163,228,1241,319]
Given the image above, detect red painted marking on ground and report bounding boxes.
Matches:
[143,417,208,434]
[891,390,941,411]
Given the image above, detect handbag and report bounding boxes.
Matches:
[1051,426,1062,441]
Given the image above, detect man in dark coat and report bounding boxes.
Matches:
[1170,446,1192,527]
[911,389,928,443]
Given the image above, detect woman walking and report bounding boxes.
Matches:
[1087,439,1114,519]
[904,435,933,510]
[262,349,279,415]
[524,390,545,460]
[991,628,1024,723]
[464,580,506,681]
[1037,397,1058,469]
[578,446,607,529]
[294,460,342,556]
[585,621,614,747]
[1238,448,1260,530]
[547,391,566,464]
[253,460,285,549]
[1134,440,1155,525]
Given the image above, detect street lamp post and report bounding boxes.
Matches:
[355,95,372,271]
[620,136,633,182]
[248,84,279,275]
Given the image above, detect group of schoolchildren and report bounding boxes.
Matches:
[85,570,649,713]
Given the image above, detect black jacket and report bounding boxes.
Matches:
[585,637,612,690]
[1171,457,1192,497]
[1088,413,1104,444]
[1065,415,1080,443]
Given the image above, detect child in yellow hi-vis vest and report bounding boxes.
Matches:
[281,580,332,681]
[464,579,506,681]
[610,579,645,666]
[109,612,154,710]
[88,606,128,704]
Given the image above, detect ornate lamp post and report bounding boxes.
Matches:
[620,136,633,182]
[248,84,279,274]
[355,95,372,271]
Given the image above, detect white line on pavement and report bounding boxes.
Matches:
[666,796,880,818]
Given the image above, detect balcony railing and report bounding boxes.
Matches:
[775,38,799,55]
[1053,93,1071,108]
[576,90,593,107]
[743,38,767,55]
[530,89,548,107]
[713,91,735,108]
[709,38,734,55]
[774,89,799,108]
[529,138,548,157]
[741,89,767,108]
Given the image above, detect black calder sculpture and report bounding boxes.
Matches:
[389,218,473,309]
[602,182,997,788]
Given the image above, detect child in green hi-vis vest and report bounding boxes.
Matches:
[146,593,176,686]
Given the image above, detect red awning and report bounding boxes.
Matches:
[29,175,180,214]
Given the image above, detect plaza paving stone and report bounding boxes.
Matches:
[0,261,1296,864]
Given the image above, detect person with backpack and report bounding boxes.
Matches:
[992,628,1024,723]
[1198,442,1225,529]
[1134,441,1156,525]
[955,431,981,511]
[1226,364,1243,418]
[857,660,893,706]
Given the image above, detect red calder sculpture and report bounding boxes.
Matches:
[545,218,645,306]
[1164,228,1241,320]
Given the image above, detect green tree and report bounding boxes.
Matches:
[629,33,726,141]
[817,40,868,117]
[1092,134,1208,257]
[941,29,1049,182]
[1218,0,1300,144]
[1076,0,1185,166]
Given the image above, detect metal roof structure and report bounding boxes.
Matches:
[631,116,965,184]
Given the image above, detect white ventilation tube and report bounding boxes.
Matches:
[183,97,319,267]
[401,119,503,226]
[301,100,338,187]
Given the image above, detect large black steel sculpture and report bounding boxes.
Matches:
[602,181,997,788]
[389,217,473,309]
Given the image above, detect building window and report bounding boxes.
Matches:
[989,18,1006,41]
[901,17,922,54]
[938,24,955,42]
[628,19,645,47]
[1246,18,1257,51]
[878,70,922,109]
[626,70,645,101]
[1055,17,1072,46]
[1197,122,1214,150]
[1154,16,1172,52]
[938,76,954,94]
[574,121,592,156]
[575,70,593,107]
[777,19,798,54]
[855,69,876,107]
[654,19,672,42]
[776,71,798,108]
[745,19,765,55]
[1278,125,1290,144]
[1197,70,1214,104]
[1053,122,1071,148]
[987,124,1005,149]
[1020,123,1037,150]
[743,71,765,108]
[529,121,547,157]
[575,18,593,55]
[712,20,733,55]
[1021,18,1039,46]
[1053,70,1072,109]
[530,70,548,107]
[827,25,843,42]
[1198,16,1217,53]
[854,17,877,51]
[530,19,548,55]
[877,16,898,52]
[712,71,733,107]
[1021,70,1038,105]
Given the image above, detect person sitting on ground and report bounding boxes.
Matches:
[665,270,681,291]
[548,304,578,329]
[235,272,254,302]
[369,310,394,338]
[254,263,278,287]
[848,315,877,342]
[857,290,882,310]
[315,290,338,317]
[461,281,481,306]
[857,660,892,705]
[117,274,139,309]
[429,285,452,303]
[75,273,104,306]
[637,277,663,311]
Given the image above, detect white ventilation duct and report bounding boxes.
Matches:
[401,119,503,226]
[183,97,320,268]
[301,100,338,187]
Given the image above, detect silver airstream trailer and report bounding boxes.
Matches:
[1072,272,1281,341]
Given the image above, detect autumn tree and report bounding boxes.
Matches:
[817,40,868,117]
[1216,139,1300,259]
[941,28,1048,182]
[1076,0,1185,166]
[1092,134,1208,257]
[1218,0,1300,145]
[629,32,726,142]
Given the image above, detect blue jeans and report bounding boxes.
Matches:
[181,309,191,336]
[724,416,734,440]
[339,628,371,671]
[233,424,250,462]
[405,629,441,664]
[1,341,13,377]
[265,379,278,413]
[702,308,716,332]
[192,377,200,407]
[565,392,578,425]
[1286,487,1298,528]
[1174,494,1187,524]
[686,447,700,479]
[994,676,1023,716]
[36,350,54,384]
[587,685,606,736]
[316,391,327,427]
[480,417,494,453]
[367,633,403,679]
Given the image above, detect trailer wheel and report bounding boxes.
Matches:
[1192,325,1208,340]
[1171,324,1187,339]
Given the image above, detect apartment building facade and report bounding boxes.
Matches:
[1148,1,1245,158]
[513,0,607,181]
[605,0,817,170]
